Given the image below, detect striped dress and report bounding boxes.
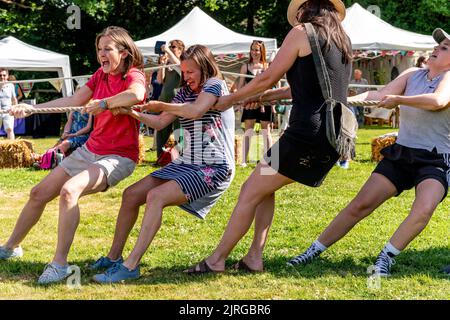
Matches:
[151,78,235,218]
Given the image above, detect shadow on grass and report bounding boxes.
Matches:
[269,246,450,280]
[1,247,448,287]
[132,246,450,285]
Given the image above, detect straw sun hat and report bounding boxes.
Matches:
[287,0,346,26]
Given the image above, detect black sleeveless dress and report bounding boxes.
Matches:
[241,64,274,123]
[265,37,351,187]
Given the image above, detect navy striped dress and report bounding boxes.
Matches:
[151,78,235,218]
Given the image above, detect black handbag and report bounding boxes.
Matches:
[304,23,357,159]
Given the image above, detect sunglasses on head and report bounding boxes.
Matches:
[252,40,263,44]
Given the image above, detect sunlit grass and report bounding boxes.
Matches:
[0,126,448,300]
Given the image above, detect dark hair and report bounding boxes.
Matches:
[415,56,427,67]
[296,0,352,64]
[0,68,9,74]
[248,40,267,65]
[180,45,222,88]
[95,26,144,76]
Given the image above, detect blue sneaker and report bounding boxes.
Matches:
[0,245,23,260]
[93,263,140,284]
[89,256,123,271]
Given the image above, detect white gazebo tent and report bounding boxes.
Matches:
[136,6,277,56]
[343,3,436,51]
[342,3,436,85]
[0,36,73,96]
[342,3,436,126]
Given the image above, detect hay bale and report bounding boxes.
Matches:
[235,135,242,164]
[138,135,146,164]
[0,139,35,168]
[371,132,397,162]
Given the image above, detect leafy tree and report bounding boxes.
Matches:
[0,0,448,79]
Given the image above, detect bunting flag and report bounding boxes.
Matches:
[49,79,63,92]
[21,82,34,98]
[352,49,417,60]
[75,77,89,88]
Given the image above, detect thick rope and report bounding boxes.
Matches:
[0,106,85,114]
[0,100,385,115]
[260,100,381,107]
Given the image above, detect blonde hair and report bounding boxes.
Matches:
[169,40,186,53]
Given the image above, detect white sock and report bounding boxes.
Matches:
[313,240,327,252]
[383,242,401,257]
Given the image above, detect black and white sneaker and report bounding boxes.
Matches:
[287,243,323,266]
[373,250,396,277]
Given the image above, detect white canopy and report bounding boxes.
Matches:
[343,3,436,51]
[0,36,73,96]
[136,6,277,56]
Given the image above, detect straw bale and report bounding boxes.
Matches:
[371,133,397,162]
[138,135,146,164]
[0,139,35,168]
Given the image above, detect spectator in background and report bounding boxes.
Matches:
[415,56,427,68]
[55,111,93,155]
[339,68,369,169]
[0,68,17,140]
[32,111,93,169]
[8,75,24,102]
[238,40,272,167]
[350,69,369,126]
[156,40,185,159]
[144,66,164,151]
[149,56,164,101]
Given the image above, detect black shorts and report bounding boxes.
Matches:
[241,106,274,123]
[374,143,449,200]
[264,135,339,187]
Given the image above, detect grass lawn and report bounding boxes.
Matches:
[0,126,448,300]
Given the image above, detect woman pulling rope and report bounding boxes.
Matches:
[0,26,147,285]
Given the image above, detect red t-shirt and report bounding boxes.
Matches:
[85,67,145,162]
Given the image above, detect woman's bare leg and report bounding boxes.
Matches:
[318,173,397,247]
[53,165,108,266]
[241,192,276,271]
[107,176,166,260]
[123,180,187,270]
[242,119,256,165]
[204,164,293,271]
[3,166,71,249]
[260,121,273,156]
[389,179,444,250]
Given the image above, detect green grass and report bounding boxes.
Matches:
[0,126,449,300]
